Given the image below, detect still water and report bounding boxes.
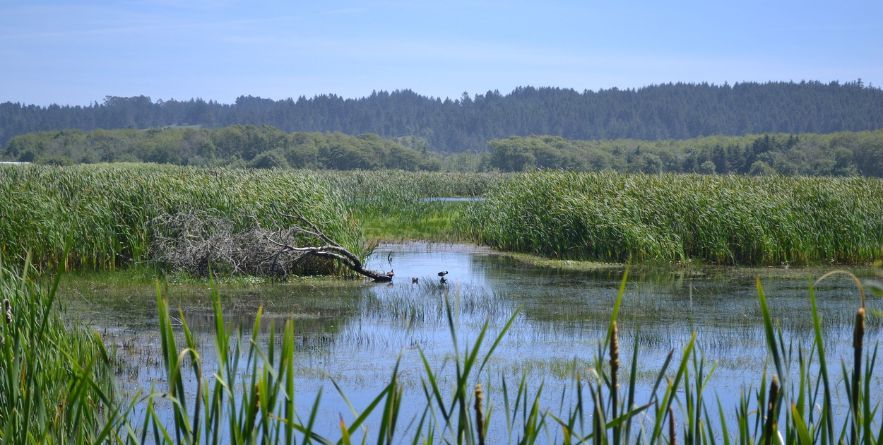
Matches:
[61,242,881,439]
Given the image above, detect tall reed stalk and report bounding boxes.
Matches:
[0,255,119,443]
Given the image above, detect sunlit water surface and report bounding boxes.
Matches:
[61,242,882,440]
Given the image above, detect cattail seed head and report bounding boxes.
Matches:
[668,406,677,445]
[474,384,486,445]
[610,321,620,375]
[851,306,865,443]
[763,375,780,445]
[854,307,865,350]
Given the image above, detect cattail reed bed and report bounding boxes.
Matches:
[0,257,118,442]
[0,164,365,273]
[5,166,877,273]
[320,170,502,241]
[468,171,883,265]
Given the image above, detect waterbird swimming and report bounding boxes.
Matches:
[437,271,448,277]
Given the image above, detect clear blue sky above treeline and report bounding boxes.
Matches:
[1,0,881,106]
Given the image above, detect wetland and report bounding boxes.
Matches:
[59,242,882,439]
[2,164,882,443]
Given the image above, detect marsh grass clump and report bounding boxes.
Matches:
[0,164,364,274]
[322,170,500,241]
[0,256,118,442]
[468,171,883,265]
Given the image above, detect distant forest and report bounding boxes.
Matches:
[484,131,883,176]
[3,127,441,171]
[2,81,883,151]
[5,125,883,177]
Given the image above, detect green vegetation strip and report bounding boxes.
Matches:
[468,171,883,265]
[486,130,883,176]
[8,125,883,178]
[321,170,499,241]
[2,166,880,271]
[4,126,443,171]
[0,164,364,272]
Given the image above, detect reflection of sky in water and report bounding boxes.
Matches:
[363,241,492,286]
[65,243,881,440]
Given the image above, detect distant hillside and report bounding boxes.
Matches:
[2,81,882,151]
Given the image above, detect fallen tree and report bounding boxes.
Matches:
[262,210,393,282]
[150,209,392,282]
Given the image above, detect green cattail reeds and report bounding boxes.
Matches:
[0,164,366,274]
[0,259,116,442]
[468,172,883,265]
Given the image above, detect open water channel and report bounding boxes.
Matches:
[60,242,881,441]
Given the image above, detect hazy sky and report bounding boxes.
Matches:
[2,0,881,105]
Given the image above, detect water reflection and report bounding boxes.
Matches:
[60,242,881,438]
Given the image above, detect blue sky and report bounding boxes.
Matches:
[1,0,881,105]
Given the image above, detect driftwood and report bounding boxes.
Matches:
[150,209,391,282]
[263,210,392,282]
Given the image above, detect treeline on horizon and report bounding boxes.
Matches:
[2,80,883,151]
[3,126,443,171]
[5,125,883,177]
[485,131,883,176]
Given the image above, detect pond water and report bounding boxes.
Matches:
[60,242,881,440]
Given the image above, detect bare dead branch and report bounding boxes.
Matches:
[150,209,391,282]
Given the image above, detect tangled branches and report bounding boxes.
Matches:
[150,210,391,281]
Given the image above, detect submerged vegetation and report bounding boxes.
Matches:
[469,172,883,265]
[3,258,883,443]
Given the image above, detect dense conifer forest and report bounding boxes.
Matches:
[2,81,882,151]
